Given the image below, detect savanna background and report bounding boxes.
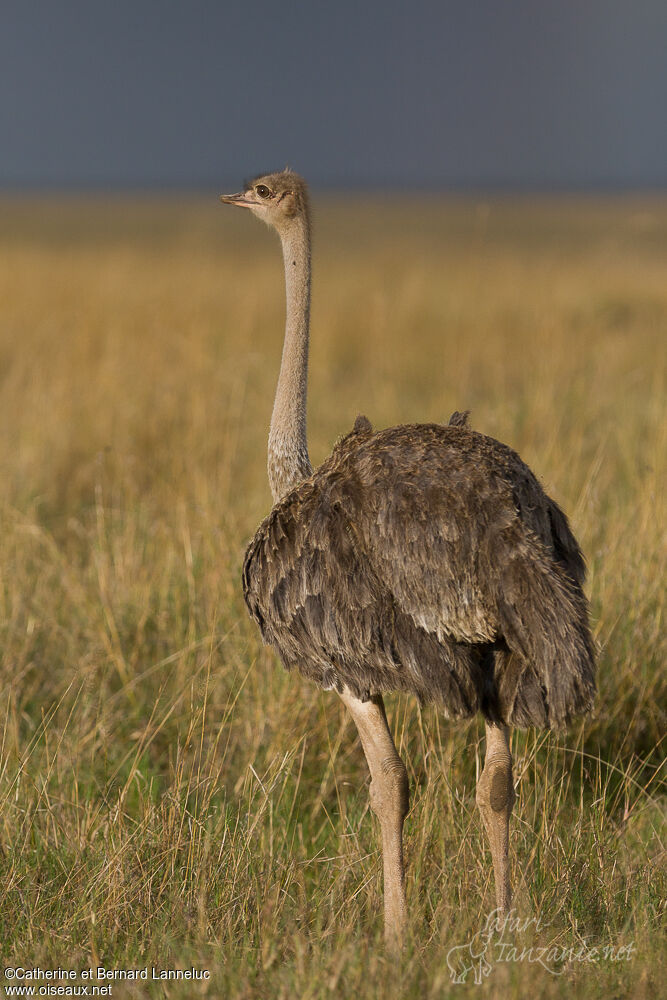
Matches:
[2,1,667,997]
[0,193,664,998]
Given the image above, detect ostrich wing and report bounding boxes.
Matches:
[243,419,595,726]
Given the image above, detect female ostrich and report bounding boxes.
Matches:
[220,170,595,948]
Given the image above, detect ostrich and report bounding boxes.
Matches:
[220,170,595,948]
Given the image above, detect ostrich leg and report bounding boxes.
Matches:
[340,688,409,949]
[476,723,515,913]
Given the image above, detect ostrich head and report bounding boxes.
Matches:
[219,169,310,233]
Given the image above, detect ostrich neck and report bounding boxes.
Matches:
[268,216,313,501]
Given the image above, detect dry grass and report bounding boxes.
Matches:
[0,194,664,998]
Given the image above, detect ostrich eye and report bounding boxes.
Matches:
[256,185,271,199]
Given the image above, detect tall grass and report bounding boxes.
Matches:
[0,195,664,997]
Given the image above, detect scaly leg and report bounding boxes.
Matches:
[476,722,515,913]
[340,687,409,950]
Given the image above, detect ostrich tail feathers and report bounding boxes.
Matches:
[492,537,596,729]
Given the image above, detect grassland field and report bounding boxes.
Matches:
[0,194,664,998]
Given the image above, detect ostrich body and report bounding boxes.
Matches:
[220,171,596,947]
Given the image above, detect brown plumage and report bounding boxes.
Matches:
[243,415,595,729]
[220,169,596,944]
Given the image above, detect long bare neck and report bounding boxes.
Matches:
[268,214,313,501]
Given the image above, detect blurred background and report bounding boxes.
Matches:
[2,0,667,192]
[1,3,665,995]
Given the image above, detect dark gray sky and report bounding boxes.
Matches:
[2,0,666,190]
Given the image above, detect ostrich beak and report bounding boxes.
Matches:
[219,192,255,208]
